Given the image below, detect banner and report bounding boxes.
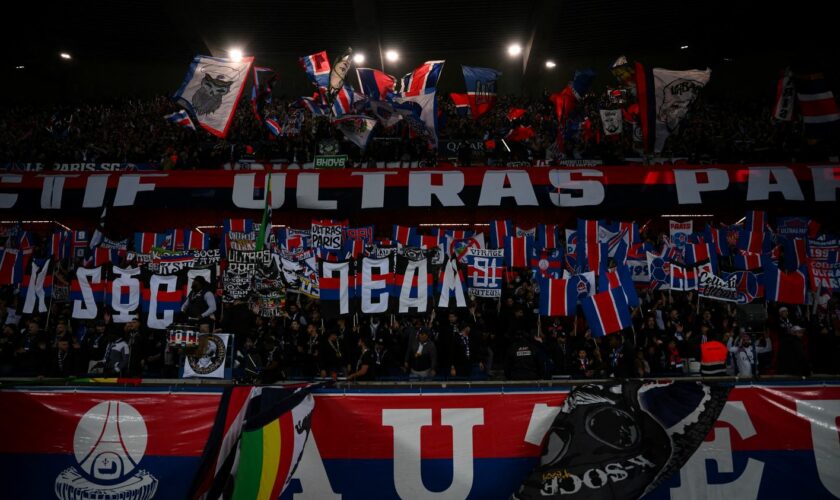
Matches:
[808,234,840,291]
[599,109,623,135]
[3,165,838,213]
[182,333,232,379]
[1,384,840,499]
[652,68,711,153]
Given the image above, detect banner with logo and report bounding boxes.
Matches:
[182,333,232,379]
[3,165,837,215]
[1,384,840,499]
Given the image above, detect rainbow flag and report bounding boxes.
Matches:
[232,411,299,500]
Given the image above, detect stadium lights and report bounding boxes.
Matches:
[507,43,522,57]
[60,52,72,60]
[545,60,556,69]
[353,53,365,64]
[15,65,24,69]
[385,50,399,62]
[680,45,689,50]
[228,48,244,62]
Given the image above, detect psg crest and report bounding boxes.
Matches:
[55,401,158,500]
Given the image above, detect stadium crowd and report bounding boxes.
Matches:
[1,91,835,169]
[1,229,838,383]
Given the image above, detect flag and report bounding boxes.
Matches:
[738,210,770,254]
[565,229,578,272]
[505,236,533,268]
[224,219,254,234]
[647,251,671,291]
[685,241,718,274]
[393,249,431,313]
[531,248,565,279]
[21,258,52,314]
[256,174,273,252]
[134,232,168,254]
[164,110,195,130]
[173,55,254,138]
[367,100,403,128]
[487,219,511,249]
[183,230,209,251]
[669,263,698,291]
[564,271,597,303]
[331,84,355,117]
[783,238,809,270]
[599,108,623,135]
[465,248,504,298]
[319,260,353,319]
[356,67,396,101]
[548,87,576,125]
[409,233,442,250]
[576,219,603,273]
[49,231,71,261]
[763,259,808,304]
[333,114,377,149]
[505,125,535,142]
[393,91,438,147]
[299,51,331,89]
[327,48,353,99]
[200,387,315,500]
[535,224,561,250]
[734,249,763,271]
[450,93,472,116]
[437,257,467,309]
[796,71,840,138]
[538,277,577,317]
[650,67,711,153]
[507,107,527,121]
[392,225,417,246]
[458,66,501,118]
[773,67,796,122]
[398,60,445,96]
[296,96,329,116]
[581,287,632,336]
[777,216,820,239]
[704,224,730,256]
[598,264,640,307]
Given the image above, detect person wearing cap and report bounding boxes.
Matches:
[405,327,437,379]
[700,335,728,376]
[181,276,216,324]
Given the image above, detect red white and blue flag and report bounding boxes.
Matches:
[576,219,603,274]
[734,249,763,271]
[392,225,418,247]
[398,60,445,97]
[763,259,808,304]
[796,72,840,137]
[538,277,577,317]
[782,237,809,270]
[535,224,561,250]
[164,110,195,130]
[581,287,632,336]
[597,264,640,307]
[0,248,29,286]
[223,218,254,235]
[451,66,501,119]
[505,236,533,268]
[738,210,771,254]
[331,84,356,117]
[299,51,331,90]
[183,230,209,251]
[489,220,512,249]
[685,241,719,274]
[356,67,396,101]
[669,263,698,291]
[49,230,71,261]
[531,248,564,279]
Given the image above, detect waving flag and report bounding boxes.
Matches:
[393,91,438,147]
[576,219,603,273]
[398,60,445,96]
[647,251,671,291]
[539,277,577,317]
[598,264,640,307]
[651,67,711,153]
[739,210,771,254]
[549,87,576,124]
[565,229,578,272]
[796,71,840,138]
[224,218,254,235]
[450,93,472,116]
[505,236,533,268]
[333,114,377,149]
[331,84,356,117]
[356,67,396,101]
[49,231,71,262]
[773,68,796,122]
[565,271,597,303]
[704,224,730,256]
[670,263,698,291]
[685,241,718,274]
[392,225,417,246]
[173,55,253,138]
[783,238,809,270]
[505,125,535,142]
[299,51,331,89]
[489,220,512,249]
[393,249,432,313]
[734,249,763,271]
[581,287,632,336]
[531,248,565,279]
[367,100,403,127]
[535,224,561,250]
[763,259,808,304]
[183,230,209,251]
[134,232,168,253]
[164,110,195,130]
[465,248,504,298]
[409,233,442,250]
[296,96,329,116]
[456,66,501,118]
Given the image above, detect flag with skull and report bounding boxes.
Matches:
[174,55,254,138]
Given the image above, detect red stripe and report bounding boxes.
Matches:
[270,411,297,499]
[593,291,621,334]
[799,98,840,117]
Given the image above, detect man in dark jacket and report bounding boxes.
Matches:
[505,331,544,380]
[405,328,437,379]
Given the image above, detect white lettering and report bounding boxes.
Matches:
[232,173,286,209]
[352,171,396,209]
[113,174,165,207]
[297,173,338,209]
[674,168,729,204]
[795,399,840,497]
[746,167,804,201]
[0,174,22,208]
[409,171,465,207]
[477,170,538,206]
[548,169,605,207]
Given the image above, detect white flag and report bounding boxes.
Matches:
[333,115,378,149]
[599,109,623,136]
[653,67,711,153]
[183,333,231,379]
[174,55,253,137]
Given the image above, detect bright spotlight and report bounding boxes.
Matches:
[59,52,72,60]
[15,65,25,70]
[507,43,522,57]
[545,60,556,69]
[680,45,689,50]
[353,53,365,64]
[228,48,243,62]
[385,50,399,62]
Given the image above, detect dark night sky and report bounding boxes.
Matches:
[2,0,836,104]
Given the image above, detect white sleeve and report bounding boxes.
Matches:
[202,291,217,317]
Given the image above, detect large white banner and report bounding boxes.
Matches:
[653,67,711,153]
[182,333,231,379]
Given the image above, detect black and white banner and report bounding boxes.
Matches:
[182,333,232,379]
[599,109,623,136]
[652,68,711,153]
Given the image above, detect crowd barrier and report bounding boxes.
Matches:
[1,377,839,499]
